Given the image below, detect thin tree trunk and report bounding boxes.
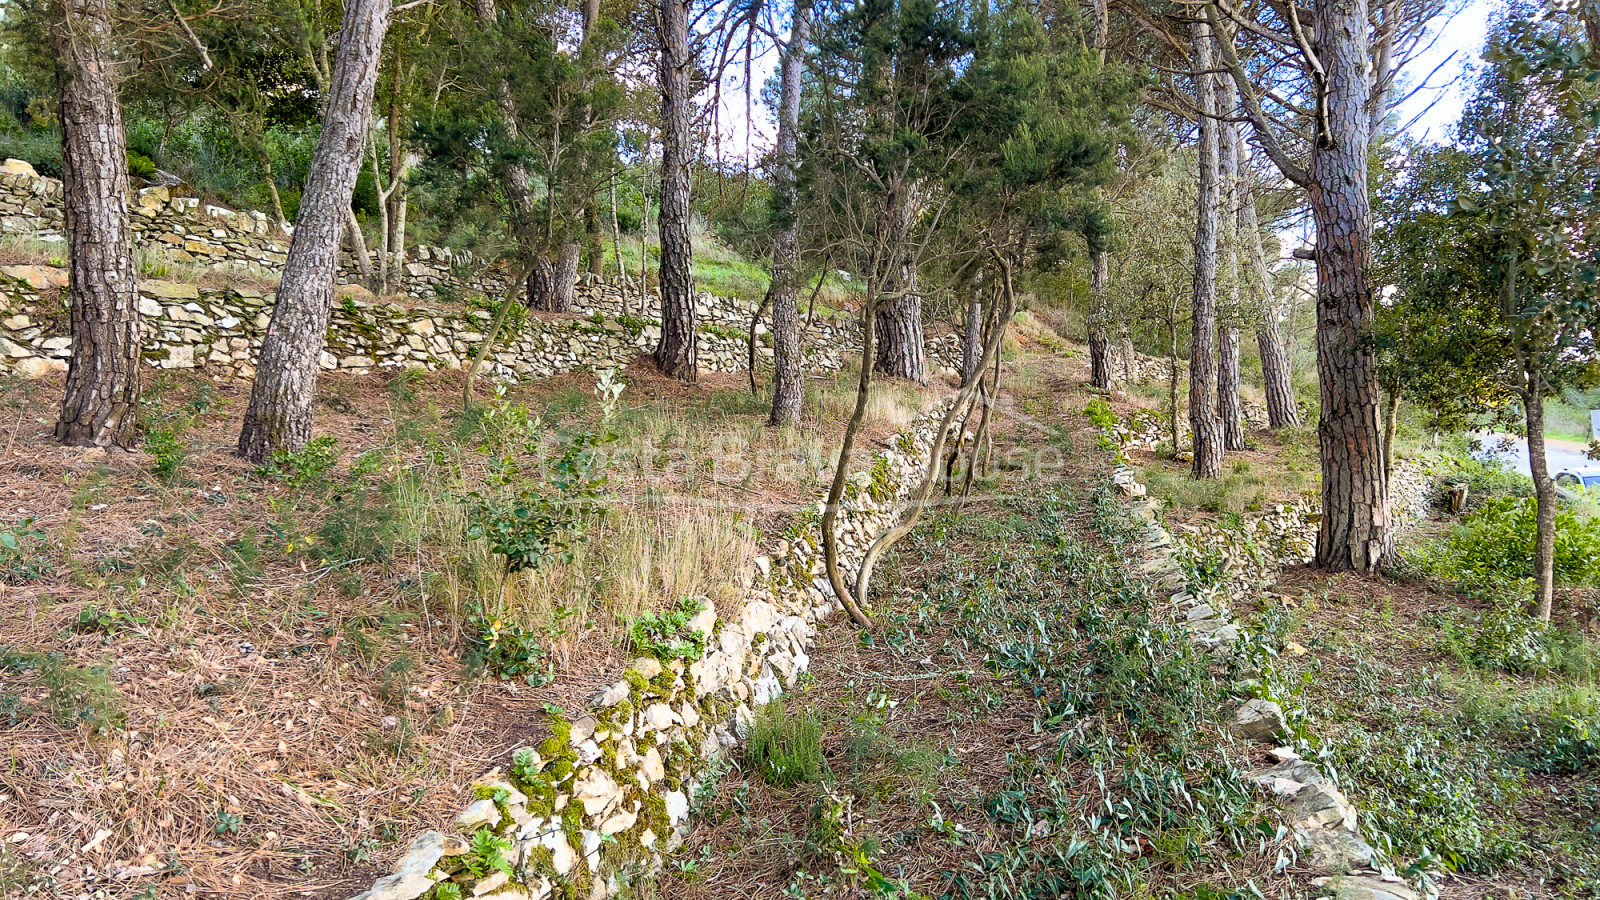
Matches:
[1168,307,1181,449]
[653,0,696,380]
[238,0,389,462]
[768,0,810,426]
[1218,92,1246,451]
[345,207,374,289]
[51,0,140,448]
[821,295,881,630]
[1237,129,1300,428]
[961,290,983,387]
[1089,250,1112,390]
[1188,19,1224,479]
[608,174,624,283]
[464,263,536,409]
[853,256,1019,606]
[1527,384,1557,622]
[1308,0,1391,572]
[1219,327,1246,449]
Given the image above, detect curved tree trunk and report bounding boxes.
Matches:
[1237,130,1301,429]
[768,0,811,427]
[238,0,389,462]
[874,269,927,383]
[653,0,696,380]
[1188,19,1224,479]
[52,0,141,448]
[1088,250,1112,390]
[1309,0,1391,572]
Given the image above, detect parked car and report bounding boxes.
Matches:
[1555,465,1600,500]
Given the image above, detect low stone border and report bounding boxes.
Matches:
[1108,457,1426,900]
[348,399,954,900]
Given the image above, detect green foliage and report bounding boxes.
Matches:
[464,615,552,685]
[0,648,124,733]
[1328,724,1527,871]
[627,596,708,661]
[460,829,515,880]
[746,699,825,787]
[1083,397,1117,430]
[257,436,341,488]
[126,149,157,179]
[465,429,610,576]
[315,485,403,566]
[0,518,49,583]
[144,428,186,483]
[75,603,147,635]
[1438,498,1600,588]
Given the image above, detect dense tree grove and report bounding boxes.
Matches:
[1,0,1595,619]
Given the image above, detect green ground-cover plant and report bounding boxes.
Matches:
[627,595,708,661]
[0,518,48,583]
[747,699,826,787]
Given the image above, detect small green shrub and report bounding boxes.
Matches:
[144,427,186,482]
[463,615,553,685]
[0,518,49,583]
[746,699,825,787]
[315,486,402,565]
[257,436,341,488]
[75,603,147,635]
[0,648,124,733]
[126,149,157,179]
[628,596,708,661]
[1084,397,1117,430]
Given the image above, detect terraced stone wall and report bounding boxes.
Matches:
[347,400,954,900]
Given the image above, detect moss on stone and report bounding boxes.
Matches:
[625,669,651,697]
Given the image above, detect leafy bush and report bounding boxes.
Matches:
[746,699,825,787]
[1443,498,1600,587]
[628,596,708,661]
[1422,451,1532,512]
[1084,397,1117,430]
[315,486,402,565]
[125,149,157,179]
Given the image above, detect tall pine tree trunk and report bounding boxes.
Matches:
[1088,250,1112,390]
[768,1,810,426]
[1309,0,1391,571]
[1218,94,1246,450]
[550,241,580,312]
[653,0,696,380]
[874,271,927,383]
[238,0,389,462]
[1237,129,1300,428]
[1188,19,1224,479]
[51,0,140,448]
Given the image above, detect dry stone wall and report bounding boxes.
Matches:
[0,159,962,382]
[1103,418,1431,900]
[348,400,954,900]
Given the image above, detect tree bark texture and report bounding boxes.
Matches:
[51,0,141,448]
[1218,98,1246,451]
[238,0,389,462]
[961,291,983,387]
[1381,389,1399,480]
[1089,250,1112,390]
[874,269,927,383]
[548,242,580,312]
[1188,19,1224,479]
[767,1,810,426]
[1309,0,1392,572]
[1236,130,1301,428]
[653,0,696,380]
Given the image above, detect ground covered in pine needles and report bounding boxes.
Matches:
[0,359,928,899]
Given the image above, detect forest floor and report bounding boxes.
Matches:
[0,357,929,900]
